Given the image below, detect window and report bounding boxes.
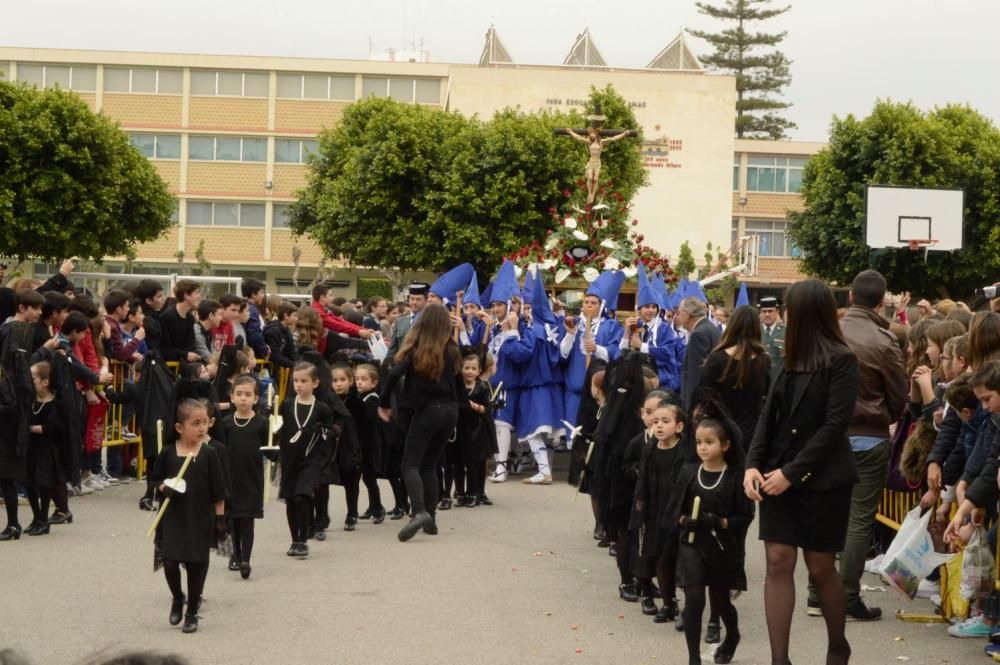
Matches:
[103,67,182,94]
[191,70,268,97]
[129,134,180,159]
[15,63,97,91]
[746,155,807,193]
[273,203,292,228]
[744,220,802,257]
[414,78,440,104]
[362,76,388,98]
[388,78,413,102]
[733,158,740,192]
[0,63,9,81]
[187,135,267,162]
[186,201,266,227]
[274,138,319,163]
[276,73,354,100]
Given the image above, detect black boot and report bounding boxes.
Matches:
[169,594,185,626]
[0,525,22,541]
[641,596,658,615]
[618,582,639,602]
[182,599,200,634]
[655,599,679,624]
[228,556,240,571]
[714,631,740,664]
[705,621,721,644]
[398,511,432,542]
[49,510,72,524]
[240,562,251,580]
[373,507,386,525]
[26,522,50,536]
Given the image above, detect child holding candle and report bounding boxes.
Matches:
[665,399,753,665]
[219,375,269,579]
[151,399,227,634]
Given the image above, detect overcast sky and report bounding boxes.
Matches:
[3,0,998,141]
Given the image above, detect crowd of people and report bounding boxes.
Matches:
[1,258,999,662]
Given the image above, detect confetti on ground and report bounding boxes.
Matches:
[571,624,578,630]
[533,551,544,557]
[575,648,583,654]
[545,612,552,616]
[862,584,887,592]
[894,636,904,641]
[618,613,625,619]
[896,657,910,662]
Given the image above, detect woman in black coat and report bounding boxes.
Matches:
[743,279,859,665]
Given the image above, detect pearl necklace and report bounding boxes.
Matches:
[233,414,254,428]
[32,398,52,415]
[697,464,727,491]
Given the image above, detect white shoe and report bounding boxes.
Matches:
[863,554,884,574]
[99,471,119,486]
[522,472,552,485]
[489,468,507,483]
[77,482,94,495]
[915,578,939,599]
[83,476,104,492]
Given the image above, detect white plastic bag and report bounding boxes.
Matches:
[960,527,995,601]
[368,332,388,361]
[879,506,956,599]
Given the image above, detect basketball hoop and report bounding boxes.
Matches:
[907,239,937,251]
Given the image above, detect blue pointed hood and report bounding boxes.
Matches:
[735,282,749,308]
[636,264,660,309]
[521,267,536,305]
[531,268,557,326]
[490,260,519,305]
[586,270,625,316]
[430,263,475,306]
[464,272,482,308]
[666,280,684,311]
[688,280,708,305]
[651,271,669,311]
[480,281,494,308]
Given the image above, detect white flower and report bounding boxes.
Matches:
[514,265,523,279]
[603,257,621,271]
[591,203,610,211]
[600,239,618,250]
[541,258,557,271]
[583,267,600,283]
[545,235,559,250]
[555,268,571,284]
[564,217,578,229]
[572,230,589,241]
[622,265,638,278]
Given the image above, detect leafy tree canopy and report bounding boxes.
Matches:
[788,101,1000,297]
[0,82,174,262]
[289,85,647,276]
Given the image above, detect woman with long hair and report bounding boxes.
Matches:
[696,305,771,450]
[378,303,463,541]
[744,279,859,665]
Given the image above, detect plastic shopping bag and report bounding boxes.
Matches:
[960,527,996,601]
[879,506,956,598]
[943,549,969,621]
[368,332,388,362]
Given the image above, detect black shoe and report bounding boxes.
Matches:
[239,562,251,580]
[27,523,50,536]
[618,583,639,602]
[423,518,438,535]
[169,595,185,626]
[389,507,405,520]
[359,507,375,520]
[608,543,617,557]
[228,557,240,571]
[714,632,740,664]
[49,510,73,524]
[314,529,327,541]
[182,604,199,634]
[477,494,493,506]
[806,598,822,617]
[139,497,156,511]
[344,517,357,532]
[305,526,316,540]
[286,543,298,557]
[438,498,452,510]
[398,511,432,542]
[675,613,685,632]
[593,527,606,541]
[641,596,658,615]
[705,621,721,644]
[0,525,22,541]
[373,508,386,524]
[845,600,882,621]
[654,600,678,624]
[294,543,309,558]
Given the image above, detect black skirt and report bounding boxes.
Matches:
[758,484,852,552]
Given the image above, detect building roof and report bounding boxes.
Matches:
[646,32,703,71]
[562,28,607,67]
[479,24,514,66]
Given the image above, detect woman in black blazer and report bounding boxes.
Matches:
[743,279,859,665]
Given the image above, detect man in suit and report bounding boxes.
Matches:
[760,296,785,372]
[387,282,429,362]
[677,296,721,409]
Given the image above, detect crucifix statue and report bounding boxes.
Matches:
[555,102,640,204]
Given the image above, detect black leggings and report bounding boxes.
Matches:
[286,494,312,543]
[343,470,360,520]
[615,527,635,585]
[682,583,738,665]
[362,470,383,512]
[466,459,486,498]
[1,480,18,528]
[52,482,69,514]
[143,450,157,501]
[231,518,255,562]
[163,560,208,606]
[401,403,457,515]
[312,485,329,531]
[388,477,407,511]
[26,486,52,525]
[639,548,677,602]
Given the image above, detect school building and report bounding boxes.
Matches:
[0,29,819,300]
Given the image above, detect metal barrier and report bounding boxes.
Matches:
[875,488,921,531]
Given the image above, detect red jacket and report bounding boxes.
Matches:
[310,300,362,354]
[210,322,235,353]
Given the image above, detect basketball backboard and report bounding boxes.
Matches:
[864,185,964,251]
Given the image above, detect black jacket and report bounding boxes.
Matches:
[681,318,721,409]
[263,320,297,369]
[159,305,196,362]
[747,350,860,491]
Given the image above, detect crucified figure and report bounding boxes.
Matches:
[564,125,634,204]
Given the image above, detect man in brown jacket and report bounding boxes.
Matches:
[809,269,907,621]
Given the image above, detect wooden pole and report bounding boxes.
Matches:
[146,452,195,539]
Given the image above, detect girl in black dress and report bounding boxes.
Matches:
[220,375,268,579]
[151,399,227,634]
[668,400,753,665]
[25,360,64,536]
[331,363,366,530]
[631,395,687,622]
[355,363,389,522]
[278,362,334,558]
[456,352,497,507]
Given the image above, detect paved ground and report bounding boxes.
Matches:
[0,464,987,665]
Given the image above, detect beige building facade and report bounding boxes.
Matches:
[0,44,818,297]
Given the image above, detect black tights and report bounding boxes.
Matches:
[682,583,738,665]
[52,482,69,514]
[231,518,255,563]
[286,494,312,543]
[312,485,329,531]
[439,462,466,498]
[1,480,18,528]
[466,460,486,498]
[615,527,634,585]
[26,486,52,524]
[764,543,850,665]
[163,560,208,609]
[343,470,360,520]
[639,549,677,602]
[388,477,407,511]
[362,470,383,512]
[143,450,157,500]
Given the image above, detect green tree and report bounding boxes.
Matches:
[788,101,1000,297]
[289,85,646,277]
[691,0,796,139]
[0,82,174,262]
[676,241,697,279]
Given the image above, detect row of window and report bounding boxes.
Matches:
[181,200,293,228]
[732,219,802,257]
[129,134,318,164]
[9,62,442,104]
[733,156,807,193]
